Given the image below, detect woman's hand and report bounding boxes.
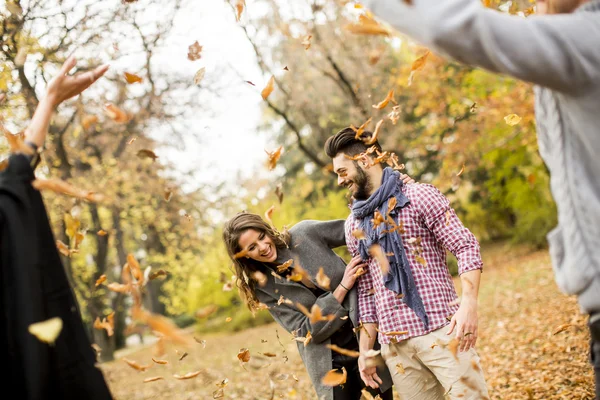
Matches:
[340,255,367,291]
[400,173,415,184]
[45,55,109,108]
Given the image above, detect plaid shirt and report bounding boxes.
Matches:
[345,183,483,345]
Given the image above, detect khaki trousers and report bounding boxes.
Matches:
[381,326,489,400]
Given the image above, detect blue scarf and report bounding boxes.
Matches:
[351,167,429,330]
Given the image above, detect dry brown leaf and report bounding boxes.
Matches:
[124,72,142,84]
[369,244,390,275]
[396,363,405,374]
[127,137,137,145]
[252,270,268,287]
[321,366,347,386]
[95,274,107,287]
[457,163,465,177]
[352,229,366,239]
[445,210,451,227]
[133,307,194,347]
[127,253,143,282]
[504,114,522,126]
[238,348,251,363]
[194,67,206,85]
[265,146,283,170]
[408,50,431,86]
[296,303,336,324]
[261,75,275,100]
[372,89,397,110]
[235,0,245,22]
[301,35,312,50]
[103,103,130,123]
[136,149,158,161]
[316,267,331,290]
[264,204,276,226]
[81,115,99,130]
[552,323,572,335]
[363,119,384,145]
[149,269,168,280]
[173,370,202,380]
[152,357,168,365]
[187,41,202,61]
[122,358,152,371]
[143,376,164,383]
[56,240,72,257]
[344,14,390,36]
[326,344,360,358]
[97,229,108,236]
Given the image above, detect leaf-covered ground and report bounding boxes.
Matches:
[99,243,595,399]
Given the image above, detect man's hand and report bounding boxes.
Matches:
[358,354,382,389]
[46,55,109,108]
[446,296,478,352]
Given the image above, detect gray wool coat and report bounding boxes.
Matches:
[361,0,600,314]
[254,219,392,400]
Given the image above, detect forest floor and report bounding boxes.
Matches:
[99,241,595,400]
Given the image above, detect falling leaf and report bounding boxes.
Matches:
[179,351,189,360]
[275,182,284,203]
[225,317,232,323]
[301,35,312,50]
[245,80,255,86]
[344,14,390,36]
[173,370,202,380]
[265,146,283,170]
[260,352,277,357]
[14,47,28,67]
[321,366,347,386]
[127,137,137,145]
[95,275,107,287]
[124,72,142,84]
[369,244,390,275]
[56,239,72,257]
[326,344,360,358]
[396,363,405,374]
[316,267,331,290]
[446,338,459,360]
[213,388,224,399]
[238,348,251,363]
[408,50,431,86]
[122,358,152,371]
[103,103,130,123]
[456,163,465,177]
[94,312,115,336]
[144,376,164,383]
[295,303,336,324]
[264,204,276,226]
[415,255,427,267]
[28,317,63,345]
[235,0,245,22]
[187,41,203,61]
[194,67,206,85]
[149,269,168,280]
[261,75,275,100]
[504,114,522,126]
[133,307,194,347]
[283,66,289,71]
[81,115,99,130]
[372,89,397,110]
[354,267,366,278]
[137,149,158,161]
[552,323,572,335]
[362,119,384,145]
[352,229,366,239]
[445,210,451,227]
[470,102,478,113]
[0,159,8,172]
[152,357,168,365]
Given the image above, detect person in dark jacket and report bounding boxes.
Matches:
[0,55,113,400]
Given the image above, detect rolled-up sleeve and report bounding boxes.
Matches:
[414,184,483,275]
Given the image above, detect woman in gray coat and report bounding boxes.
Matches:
[223,211,393,400]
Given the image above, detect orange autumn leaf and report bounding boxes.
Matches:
[95,274,107,287]
[369,244,390,275]
[261,75,275,100]
[265,146,283,170]
[106,282,131,294]
[457,163,465,177]
[127,253,143,282]
[408,50,431,86]
[124,72,142,84]
[321,366,347,386]
[301,35,312,50]
[103,103,130,123]
[264,204,276,226]
[363,119,384,145]
[143,376,164,383]
[56,240,72,257]
[81,115,99,130]
[235,0,245,22]
[2,127,34,155]
[295,303,336,324]
[316,267,331,290]
[32,178,106,203]
[187,41,202,61]
[372,89,397,110]
[137,149,158,161]
[344,14,390,36]
[133,307,194,347]
[94,312,115,336]
[173,370,202,380]
[326,344,360,358]
[122,358,152,371]
[238,348,251,363]
[97,229,108,236]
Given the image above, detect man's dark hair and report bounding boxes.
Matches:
[324,127,383,159]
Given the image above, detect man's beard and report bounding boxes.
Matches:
[352,163,372,200]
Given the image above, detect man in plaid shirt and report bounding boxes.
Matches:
[324,128,489,399]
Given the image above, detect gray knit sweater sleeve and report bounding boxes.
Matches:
[362,0,600,93]
[292,219,346,249]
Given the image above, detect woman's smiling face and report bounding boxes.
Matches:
[238,229,278,263]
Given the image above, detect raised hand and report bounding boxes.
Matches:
[45,55,109,108]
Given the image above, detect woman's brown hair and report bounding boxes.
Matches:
[222,211,290,312]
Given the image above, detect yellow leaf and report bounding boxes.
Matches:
[316,267,331,290]
[194,67,206,85]
[261,75,275,100]
[504,114,522,126]
[321,366,347,386]
[28,317,63,345]
[124,72,143,84]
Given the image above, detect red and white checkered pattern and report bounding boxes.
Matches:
[346,183,483,345]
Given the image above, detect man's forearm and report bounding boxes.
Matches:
[359,322,379,353]
[460,269,481,301]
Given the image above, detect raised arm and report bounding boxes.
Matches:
[361,0,600,93]
[24,55,109,148]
